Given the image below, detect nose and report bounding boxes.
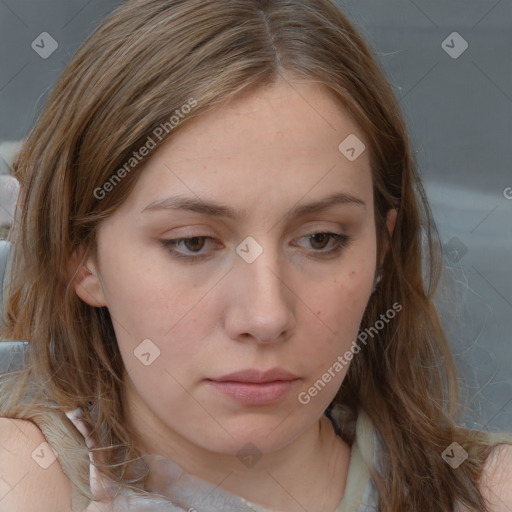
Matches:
[224,246,296,344]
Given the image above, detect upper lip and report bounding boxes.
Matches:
[209,368,299,383]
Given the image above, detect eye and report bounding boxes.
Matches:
[160,231,353,262]
[295,232,352,257]
[160,236,218,260]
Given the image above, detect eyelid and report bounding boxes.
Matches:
[160,230,353,262]
[160,236,220,260]
[294,232,352,254]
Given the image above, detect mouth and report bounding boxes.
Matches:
[206,368,300,405]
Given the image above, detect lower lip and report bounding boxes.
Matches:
[206,379,299,405]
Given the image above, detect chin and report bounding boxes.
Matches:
[195,414,309,455]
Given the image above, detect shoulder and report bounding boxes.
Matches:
[0,417,72,511]
[479,443,512,512]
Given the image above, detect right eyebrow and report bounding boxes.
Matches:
[140,191,366,219]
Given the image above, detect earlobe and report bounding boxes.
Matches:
[69,246,107,308]
[386,208,398,238]
[378,208,398,269]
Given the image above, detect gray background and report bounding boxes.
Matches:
[0,0,511,433]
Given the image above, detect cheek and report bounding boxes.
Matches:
[315,265,372,328]
[97,248,213,382]
[96,242,190,335]
[300,269,372,367]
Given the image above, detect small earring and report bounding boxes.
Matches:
[372,274,382,294]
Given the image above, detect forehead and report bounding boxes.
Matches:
[162,79,365,160]
[113,79,373,220]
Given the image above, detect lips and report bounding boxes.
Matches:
[206,368,300,405]
[209,367,299,384]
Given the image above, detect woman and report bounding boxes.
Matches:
[1,0,511,511]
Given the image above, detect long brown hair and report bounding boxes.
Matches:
[1,0,510,510]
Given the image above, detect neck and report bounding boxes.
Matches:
[123,391,350,512]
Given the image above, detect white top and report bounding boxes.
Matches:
[65,408,380,511]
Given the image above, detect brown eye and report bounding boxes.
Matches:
[182,237,206,252]
[308,233,331,250]
[295,232,352,258]
[160,236,216,260]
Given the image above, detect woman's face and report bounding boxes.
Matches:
[75,78,394,457]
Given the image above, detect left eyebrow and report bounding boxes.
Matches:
[140,191,366,219]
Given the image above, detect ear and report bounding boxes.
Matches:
[386,208,398,238]
[379,208,398,268]
[68,245,107,308]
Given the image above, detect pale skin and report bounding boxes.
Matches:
[1,78,511,512]
[79,78,384,511]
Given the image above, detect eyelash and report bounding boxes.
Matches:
[160,232,352,262]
